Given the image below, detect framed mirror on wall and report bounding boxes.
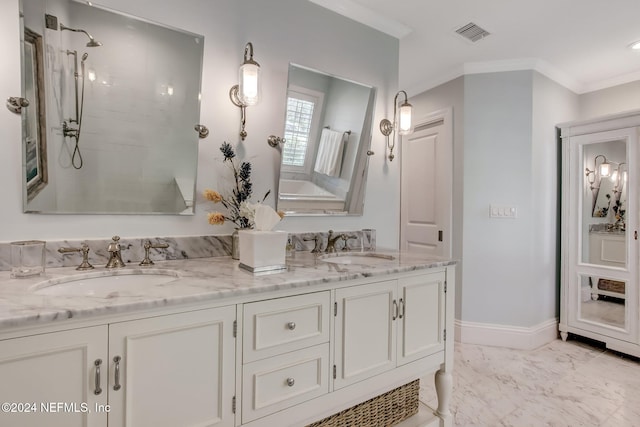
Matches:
[276,64,376,216]
[19,0,204,215]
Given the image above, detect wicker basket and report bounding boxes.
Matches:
[306,380,420,427]
[598,278,625,294]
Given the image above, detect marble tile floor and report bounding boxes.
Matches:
[419,338,640,426]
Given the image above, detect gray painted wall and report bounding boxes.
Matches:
[579,80,640,120]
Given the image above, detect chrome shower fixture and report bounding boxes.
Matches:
[60,23,102,47]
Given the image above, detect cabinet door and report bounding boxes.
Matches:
[334,280,396,389]
[108,306,236,427]
[398,272,445,366]
[0,326,108,427]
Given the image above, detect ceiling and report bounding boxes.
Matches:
[309,0,640,96]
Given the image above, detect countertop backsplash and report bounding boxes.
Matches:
[0,229,376,271]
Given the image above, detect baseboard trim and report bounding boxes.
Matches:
[454,318,559,350]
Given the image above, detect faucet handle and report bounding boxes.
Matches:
[139,241,170,266]
[58,243,94,270]
[303,234,323,253]
[340,234,358,252]
[108,236,121,252]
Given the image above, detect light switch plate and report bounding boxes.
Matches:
[490,204,517,218]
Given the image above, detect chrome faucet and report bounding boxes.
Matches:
[106,236,126,268]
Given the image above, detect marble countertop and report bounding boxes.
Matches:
[0,251,455,331]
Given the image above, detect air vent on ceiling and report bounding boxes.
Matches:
[455,22,490,42]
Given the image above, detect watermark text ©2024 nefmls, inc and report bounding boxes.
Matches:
[2,402,111,414]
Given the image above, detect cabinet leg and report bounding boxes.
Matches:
[560,331,568,342]
[435,368,453,421]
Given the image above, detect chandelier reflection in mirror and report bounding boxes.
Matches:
[585,154,627,195]
[379,90,413,161]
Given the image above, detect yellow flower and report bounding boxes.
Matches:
[204,189,223,203]
[208,212,225,225]
[277,210,285,219]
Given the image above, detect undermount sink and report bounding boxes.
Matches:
[318,252,396,266]
[31,269,181,297]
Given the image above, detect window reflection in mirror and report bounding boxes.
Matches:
[20,0,203,214]
[277,64,376,216]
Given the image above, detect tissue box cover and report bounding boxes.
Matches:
[238,230,288,272]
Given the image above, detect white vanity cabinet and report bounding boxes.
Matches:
[0,326,109,427]
[0,306,236,427]
[334,271,446,389]
[0,262,455,427]
[559,110,640,357]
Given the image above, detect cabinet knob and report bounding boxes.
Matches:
[286,377,295,387]
[287,322,296,330]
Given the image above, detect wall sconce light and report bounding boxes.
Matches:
[229,42,261,141]
[379,90,412,161]
[585,154,610,189]
[611,162,627,195]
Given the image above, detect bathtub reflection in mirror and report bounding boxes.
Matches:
[276,64,376,216]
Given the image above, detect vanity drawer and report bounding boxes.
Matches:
[242,343,330,423]
[243,291,330,362]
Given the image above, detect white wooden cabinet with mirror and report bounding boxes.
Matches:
[559,111,639,357]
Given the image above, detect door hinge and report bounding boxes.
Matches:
[444,281,447,293]
[635,230,638,240]
[232,396,236,414]
[233,320,237,338]
[334,302,338,317]
[333,365,337,379]
[438,230,443,242]
[443,329,447,341]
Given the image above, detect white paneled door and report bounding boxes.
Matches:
[400,108,452,257]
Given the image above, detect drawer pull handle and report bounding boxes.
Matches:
[287,322,296,330]
[392,299,398,320]
[286,378,295,387]
[94,359,102,395]
[399,298,405,319]
[113,356,122,391]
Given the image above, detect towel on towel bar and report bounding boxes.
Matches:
[314,128,345,177]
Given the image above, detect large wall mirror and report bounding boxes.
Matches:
[580,138,628,330]
[276,64,376,216]
[20,0,204,214]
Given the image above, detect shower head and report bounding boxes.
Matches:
[60,23,102,47]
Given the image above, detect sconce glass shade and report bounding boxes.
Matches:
[238,62,261,106]
[398,101,413,135]
[599,161,611,177]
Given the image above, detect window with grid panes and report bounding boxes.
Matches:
[282,97,315,167]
